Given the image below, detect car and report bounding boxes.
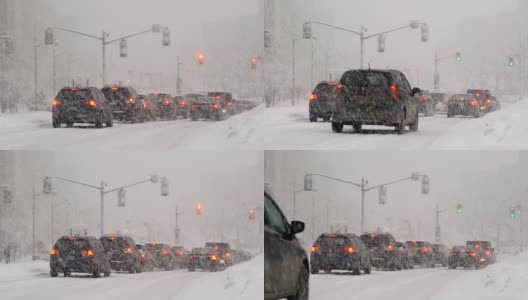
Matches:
[188,247,227,272]
[333,69,421,134]
[417,90,436,117]
[52,86,114,128]
[139,94,158,121]
[144,243,176,271]
[190,97,229,121]
[102,85,145,123]
[360,232,403,270]
[405,241,435,268]
[50,236,111,278]
[99,235,142,273]
[264,192,309,300]
[310,233,371,275]
[309,81,337,122]
[207,92,236,115]
[397,242,414,269]
[136,244,155,272]
[467,89,500,113]
[466,241,496,264]
[172,96,190,119]
[169,245,189,268]
[448,245,486,269]
[205,242,233,266]
[432,244,448,267]
[147,93,176,120]
[447,94,482,118]
[431,92,451,112]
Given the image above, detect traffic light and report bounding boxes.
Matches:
[304,174,313,191]
[195,204,203,216]
[377,34,386,53]
[160,178,169,196]
[43,177,53,194]
[3,190,12,204]
[264,30,272,48]
[421,175,430,194]
[420,23,429,43]
[456,52,462,62]
[510,208,516,219]
[162,27,171,47]
[457,203,463,214]
[303,22,312,39]
[251,57,257,70]
[249,209,256,220]
[378,186,387,205]
[118,189,126,207]
[197,53,205,65]
[508,56,514,68]
[45,28,54,45]
[119,39,128,58]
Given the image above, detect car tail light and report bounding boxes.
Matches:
[50,249,59,255]
[71,88,80,92]
[83,249,95,257]
[177,251,184,256]
[469,252,477,257]
[179,101,186,107]
[468,100,476,106]
[143,103,149,110]
[52,99,61,106]
[216,96,221,100]
[475,93,481,98]
[420,96,427,102]
[163,100,171,106]
[385,245,394,251]
[370,234,376,238]
[212,103,220,110]
[189,254,195,259]
[124,247,133,254]
[390,83,400,100]
[227,102,233,106]
[160,250,169,256]
[141,253,146,259]
[421,247,429,253]
[85,100,97,107]
[311,246,319,252]
[224,252,231,258]
[192,104,198,109]
[210,255,217,261]
[448,100,455,105]
[310,94,318,101]
[449,252,457,256]
[344,246,355,254]
[474,244,480,249]
[485,250,491,256]
[336,83,343,98]
[111,87,118,92]
[128,97,136,104]
[486,99,491,104]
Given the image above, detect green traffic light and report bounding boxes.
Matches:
[456,57,462,62]
[510,213,516,219]
[457,208,463,214]
[509,62,514,67]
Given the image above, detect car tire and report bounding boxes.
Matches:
[288,266,309,300]
[93,266,101,278]
[395,110,406,135]
[104,267,111,277]
[363,261,372,274]
[353,263,361,275]
[448,264,455,269]
[310,263,319,274]
[353,124,362,132]
[64,270,71,277]
[66,121,74,128]
[50,269,59,277]
[188,266,195,272]
[95,113,103,129]
[309,115,317,123]
[106,115,114,128]
[52,119,61,128]
[409,112,419,132]
[332,122,344,133]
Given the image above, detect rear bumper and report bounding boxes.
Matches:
[448,104,478,116]
[310,254,360,270]
[53,110,101,124]
[333,104,404,126]
[51,258,98,273]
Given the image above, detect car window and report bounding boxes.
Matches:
[342,71,389,88]
[391,72,412,95]
[264,194,291,236]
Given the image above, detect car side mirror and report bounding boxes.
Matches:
[291,221,305,235]
[412,88,421,96]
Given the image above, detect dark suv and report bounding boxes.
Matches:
[360,233,402,270]
[148,93,175,120]
[188,247,227,272]
[448,245,485,269]
[467,89,500,113]
[205,242,233,266]
[144,243,176,271]
[310,233,371,275]
[309,81,337,122]
[102,86,145,123]
[100,235,141,273]
[432,244,448,267]
[208,92,235,115]
[333,69,421,134]
[50,236,111,278]
[447,94,482,118]
[52,87,113,128]
[466,241,495,264]
[417,90,436,117]
[405,240,435,268]
[190,97,228,121]
[264,192,308,300]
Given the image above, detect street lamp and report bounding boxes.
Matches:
[304,172,429,233]
[43,174,168,236]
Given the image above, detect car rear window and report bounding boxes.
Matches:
[102,88,132,101]
[192,248,211,254]
[342,71,390,88]
[101,237,132,250]
[55,238,90,252]
[314,84,336,99]
[57,89,93,101]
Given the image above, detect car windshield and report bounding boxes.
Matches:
[102,87,131,100]
[264,193,291,236]
[451,94,472,100]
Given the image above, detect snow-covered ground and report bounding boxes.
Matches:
[309,252,527,300]
[0,255,262,300]
[0,105,262,150]
[263,99,528,150]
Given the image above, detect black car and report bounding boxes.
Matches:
[147,93,176,120]
[52,87,113,128]
[466,240,496,264]
[50,236,111,278]
[264,192,308,300]
[310,233,371,275]
[102,86,145,123]
[333,69,421,134]
[467,89,500,113]
[405,241,435,268]
[188,247,227,272]
[205,242,233,266]
[208,92,236,115]
[397,242,414,269]
[136,244,155,272]
[173,96,190,119]
[99,235,141,273]
[360,233,402,270]
[432,244,448,267]
[417,90,436,117]
[309,81,337,122]
[169,245,189,268]
[190,98,228,121]
[447,94,482,118]
[144,243,176,271]
[139,94,158,121]
[448,245,486,269]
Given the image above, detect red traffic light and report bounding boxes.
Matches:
[250,57,257,69]
[249,209,256,220]
[195,204,203,215]
[197,54,205,65]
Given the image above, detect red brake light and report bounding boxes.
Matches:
[327,234,337,238]
[210,255,217,261]
[310,94,318,101]
[468,100,476,106]
[390,83,400,100]
[449,252,457,256]
[85,100,97,107]
[143,103,148,110]
[177,251,184,256]
[216,96,221,100]
[163,100,171,106]
[420,96,427,102]
[224,252,231,257]
[128,97,136,104]
[311,246,319,252]
[179,101,186,106]
[385,244,394,251]
[337,83,343,89]
[486,99,491,104]
[192,104,198,109]
[485,250,491,256]
[474,244,480,248]
[124,247,133,254]
[71,88,80,92]
[212,103,220,109]
[141,253,146,258]
[111,87,118,92]
[370,234,376,238]
[469,252,477,257]
[52,100,61,107]
[84,249,95,257]
[67,237,77,241]
[50,249,59,255]
[227,102,232,106]
[448,100,455,105]
[160,250,169,256]
[345,246,355,254]
[421,247,429,253]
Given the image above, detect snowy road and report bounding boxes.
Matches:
[0,255,263,300]
[0,105,262,150]
[263,99,528,150]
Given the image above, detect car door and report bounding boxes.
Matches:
[264,194,298,298]
[393,72,417,120]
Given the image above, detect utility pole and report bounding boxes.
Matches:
[53,44,56,95]
[291,29,295,106]
[176,56,183,95]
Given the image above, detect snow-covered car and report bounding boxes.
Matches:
[173,96,190,119]
[190,98,229,121]
[467,89,500,113]
[102,85,146,123]
[360,233,403,271]
[417,89,436,117]
[310,233,371,275]
[309,81,337,122]
[139,94,158,121]
[147,93,176,121]
[264,192,309,300]
[447,94,482,118]
[208,92,236,115]
[50,236,111,278]
[405,240,436,268]
[144,243,176,271]
[136,244,155,272]
[99,235,142,273]
[466,241,496,264]
[397,242,415,269]
[432,244,448,267]
[169,245,189,268]
[448,245,486,269]
[332,69,421,134]
[205,242,233,266]
[188,247,227,272]
[52,87,114,128]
